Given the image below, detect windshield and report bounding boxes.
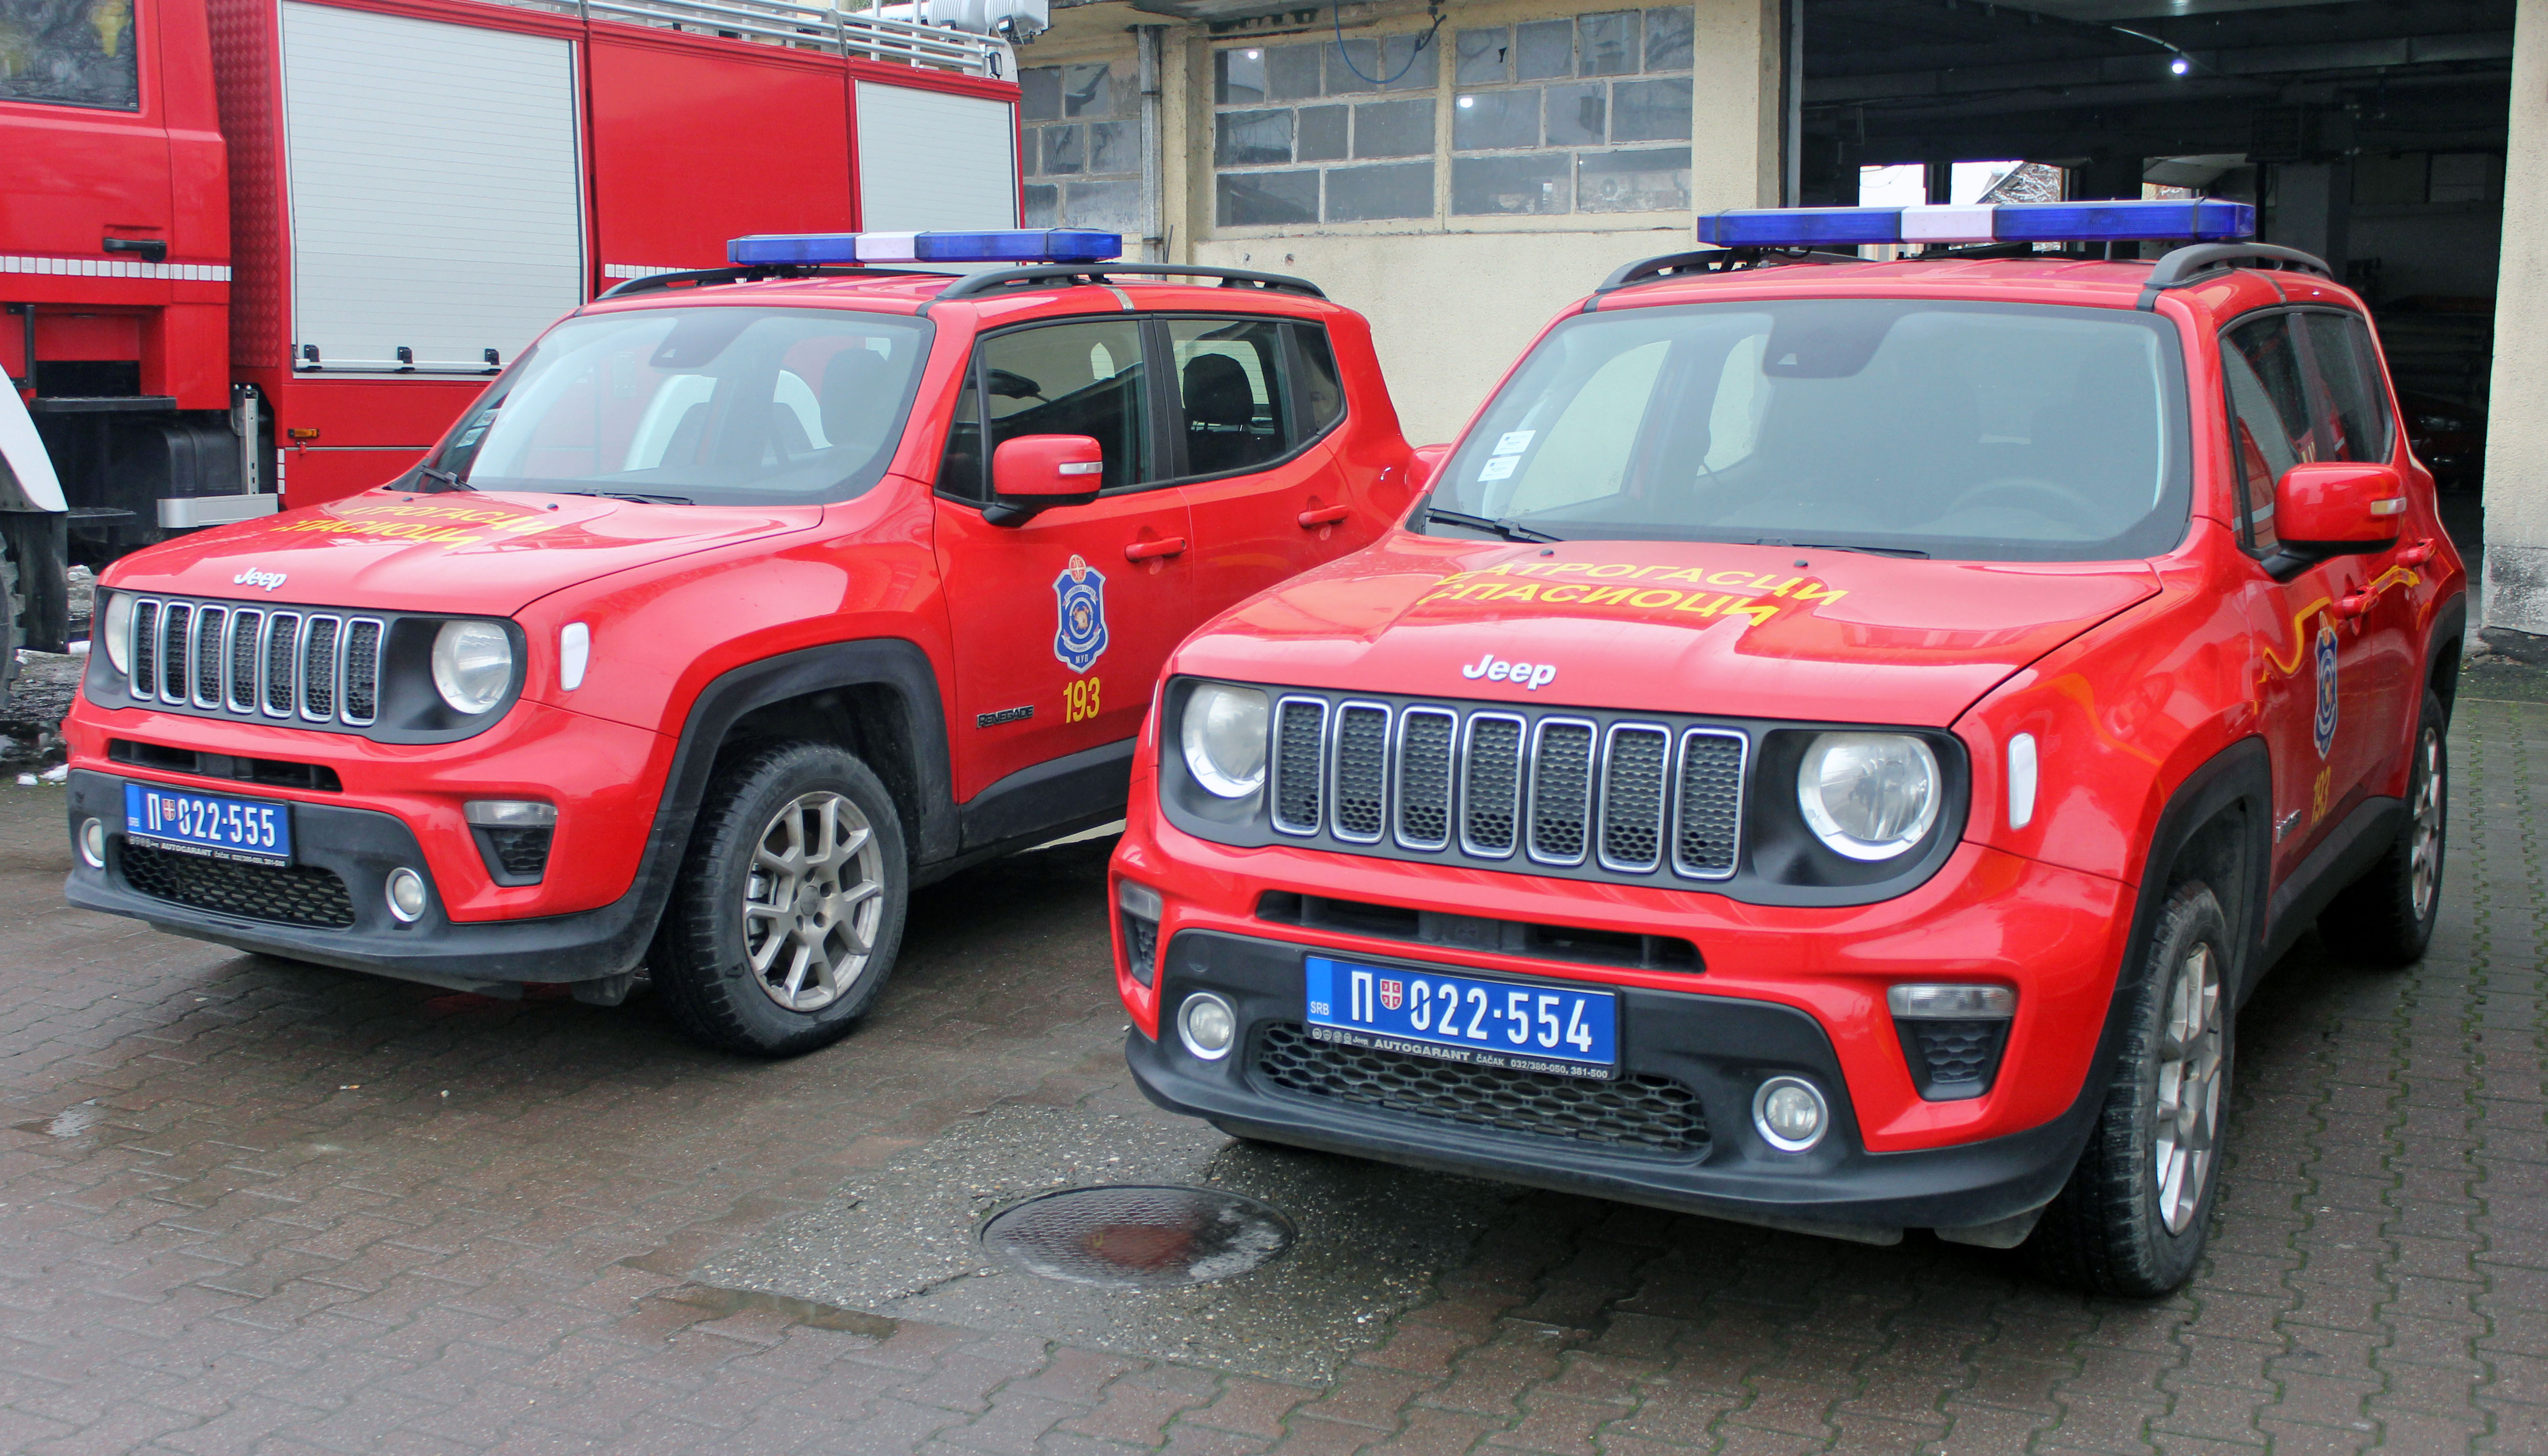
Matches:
[1426,299,2190,562]
[429,306,931,506]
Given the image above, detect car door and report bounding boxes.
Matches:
[1162,316,1355,620]
[932,316,1195,804]
[2221,311,2391,874]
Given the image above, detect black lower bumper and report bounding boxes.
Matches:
[63,770,656,990]
[1128,930,2100,1240]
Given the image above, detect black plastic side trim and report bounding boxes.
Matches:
[2261,796,2406,968]
[958,737,1134,852]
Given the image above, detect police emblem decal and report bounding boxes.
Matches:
[2312,619,2340,759]
[1053,555,1110,673]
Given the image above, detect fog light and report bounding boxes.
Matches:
[77,818,105,869]
[1177,991,1236,1061]
[1889,984,2016,1102]
[385,867,429,923]
[1752,1075,1829,1153]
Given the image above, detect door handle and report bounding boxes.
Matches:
[2396,537,2436,567]
[1124,536,1187,562]
[1297,504,1350,529]
[103,237,167,264]
[2338,592,2372,619]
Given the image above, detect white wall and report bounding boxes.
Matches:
[2483,0,2548,642]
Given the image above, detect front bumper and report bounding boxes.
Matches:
[64,769,655,989]
[1129,929,2102,1239]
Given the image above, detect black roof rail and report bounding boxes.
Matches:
[1590,246,1864,303]
[930,262,1326,303]
[2135,242,2330,310]
[595,263,933,299]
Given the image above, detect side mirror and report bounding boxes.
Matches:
[2274,462,2407,554]
[1407,442,1453,492]
[986,434,1103,526]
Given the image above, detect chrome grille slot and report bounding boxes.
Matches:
[129,600,160,698]
[157,603,191,704]
[1599,724,1670,873]
[1527,718,1596,866]
[1330,703,1390,843]
[300,616,342,721]
[1461,714,1525,857]
[263,612,300,717]
[191,606,227,708]
[226,610,262,712]
[1271,697,1328,836]
[342,620,384,725]
[1673,730,1747,880]
[1393,708,1455,850]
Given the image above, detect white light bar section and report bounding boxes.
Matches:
[1898,205,1998,244]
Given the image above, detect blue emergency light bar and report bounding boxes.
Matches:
[726,230,1123,267]
[1695,199,2255,250]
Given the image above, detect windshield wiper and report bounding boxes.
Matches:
[1767,540,1930,559]
[416,466,471,493]
[553,489,696,505]
[1425,507,1562,544]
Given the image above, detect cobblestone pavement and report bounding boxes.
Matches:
[0,694,2540,1454]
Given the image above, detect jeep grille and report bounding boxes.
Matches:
[124,595,384,729]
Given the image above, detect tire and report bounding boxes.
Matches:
[2316,689,2447,967]
[2028,881,2234,1296]
[650,742,909,1057]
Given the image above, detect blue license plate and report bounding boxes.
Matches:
[1305,956,1618,1079]
[123,782,292,865]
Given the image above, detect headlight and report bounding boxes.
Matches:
[101,593,132,675]
[1796,732,1940,860]
[430,620,514,714]
[1180,682,1268,798]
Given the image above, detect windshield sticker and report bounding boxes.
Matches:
[1477,457,1518,482]
[1492,431,1534,456]
[1054,555,1110,673]
[1419,560,1848,629]
[260,500,567,548]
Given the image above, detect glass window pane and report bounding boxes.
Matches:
[1611,78,1691,142]
[1088,120,1138,175]
[1516,19,1575,78]
[1062,63,1116,117]
[1294,326,1345,434]
[1297,104,1349,163]
[1022,183,1059,228]
[1215,110,1294,167]
[1065,179,1142,234]
[1267,43,1324,100]
[1454,89,1541,151]
[1020,67,1063,121]
[1217,170,1320,227]
[983,320,1153,491]
[1325,161,1434,221]
[2302,313,2393,463]
[1545,82,1606,145]
[1170,318,1292,477]
[1580,11,1639,76]
[1454,154,1572,216]
[1330,34,1438,94]
[1644,7,1695,70]
[1577,148,1690,212]
[1456,28,1511,85]
[1,4,139,109]
[1354,98,1434,159]
[1041,124,1084,176]
[938,372,984,499]
[1216,48,1266,105]
[2222,315,2311,550]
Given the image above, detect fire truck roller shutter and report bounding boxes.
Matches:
[278,3,583,377]
[854,82,1019,242]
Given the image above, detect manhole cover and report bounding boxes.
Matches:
[980,1185,1294,1290]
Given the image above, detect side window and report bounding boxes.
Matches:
[936,370,984,499]
[979,318,1154,492]
[0,4,141,110]
[1291,325,1346,438]
[2300,312,2394,465]
[1167,317,1290,478]
[2221,314,2312,553]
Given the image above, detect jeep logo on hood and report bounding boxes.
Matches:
[232,568,288,593]
[1461,653,1556,690]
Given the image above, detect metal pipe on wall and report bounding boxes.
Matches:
[1138,24,1166,263]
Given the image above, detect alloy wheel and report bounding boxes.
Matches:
[2152,940,2224,1235]
[742,791,886,1012]
[2409,725,2444,921]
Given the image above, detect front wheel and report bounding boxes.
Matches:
[2028,881,2233,1296]
[651,742,909,1057]
[2317,689,2448,967]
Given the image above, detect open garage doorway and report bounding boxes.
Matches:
[1798,0,2512,566]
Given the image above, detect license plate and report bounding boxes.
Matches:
[123,782,292,866]
[1304,956,1618,1080]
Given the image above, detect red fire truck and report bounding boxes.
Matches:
[2,0,1029,671]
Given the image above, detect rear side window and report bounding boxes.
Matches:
[1167,318,1290,478]
[1291,325,1346,437]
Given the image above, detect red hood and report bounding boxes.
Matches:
[99,490,820,615]
[1173,535,2161,727]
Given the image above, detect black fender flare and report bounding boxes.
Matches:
[2427,590,2469,720]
